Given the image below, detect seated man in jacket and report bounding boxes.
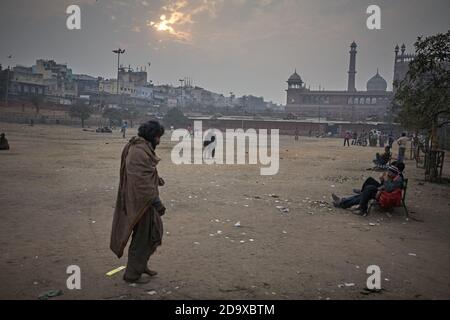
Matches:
[373,146,392,167]
[332,163,404,216]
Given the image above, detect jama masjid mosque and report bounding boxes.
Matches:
[285,42,413,122]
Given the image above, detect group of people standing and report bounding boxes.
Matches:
[343,130,396,148]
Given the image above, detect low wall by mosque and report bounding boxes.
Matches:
[191,118,403,137]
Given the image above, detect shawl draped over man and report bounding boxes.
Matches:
[110,136,162,258]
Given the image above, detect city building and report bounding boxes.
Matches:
[285,42,395,122]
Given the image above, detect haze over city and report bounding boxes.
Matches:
[1,0,449,104]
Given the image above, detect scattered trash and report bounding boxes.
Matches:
[276,206,290,214]
[194,242,200,245]
[345,283,355,287]
[240,240,246,243]
[106,266,126,276]
[234,221,241,227]
[147,290,157,295]
[38,290,63,300]
[282,230,288,234]
[249,239,255,242]
[217,230,223,235]
[408,253,417,256]
[33,282,38,285]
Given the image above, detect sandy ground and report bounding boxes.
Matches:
[0,122,449,300]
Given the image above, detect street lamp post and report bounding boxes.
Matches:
[5,55,12,105]
[5,67,10,105]
[112,48,125,96]
[318,105,321,135]
[179,79,185,108]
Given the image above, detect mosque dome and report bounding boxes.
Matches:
[367,69,387,92]
[288,70,303,83]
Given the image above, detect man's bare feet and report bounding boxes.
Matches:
[144,268,158,277]
[123,275,151,284]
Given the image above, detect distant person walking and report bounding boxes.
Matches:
[379,132,385,148]
[121,121,128,139]
[0,133,10,150]
[203,135,217,159]
[352,131,358,145]
[343,131,351,147]
[397,132,409,163]
[388,132,394,149]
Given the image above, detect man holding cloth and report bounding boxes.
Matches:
[110,120,166,284]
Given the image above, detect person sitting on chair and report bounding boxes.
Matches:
[332,163,404,216]
[373,146,392,167]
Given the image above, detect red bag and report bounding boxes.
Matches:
[378,189,402,209]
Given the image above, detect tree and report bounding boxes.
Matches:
[121,108,143,128]
[102,108,123,127]
[69,103,93,128]
[30,95,44,114]
[162,107,191,128]
[393,31,450,150]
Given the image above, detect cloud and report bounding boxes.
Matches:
[147,0,224,42]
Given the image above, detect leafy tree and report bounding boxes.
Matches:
[122,108,143,128]
[69,102,93,128]
[393,31,450,150]
[30,95,44,114]
[162,107,191,128]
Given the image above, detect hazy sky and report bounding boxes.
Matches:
[0,0,449,104]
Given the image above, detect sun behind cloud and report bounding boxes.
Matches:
[147,0,223,42]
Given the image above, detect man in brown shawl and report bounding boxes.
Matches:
[110,120,166,284]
